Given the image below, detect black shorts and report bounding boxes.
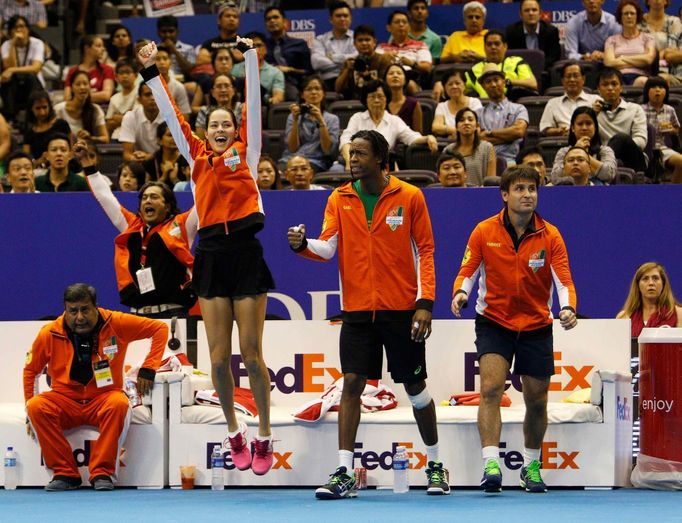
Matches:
[340,320,427,384]
[475,315,554,378]
[193,235,275,299]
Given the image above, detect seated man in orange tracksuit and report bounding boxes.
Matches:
[24,283,168,491]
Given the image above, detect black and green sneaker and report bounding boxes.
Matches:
[480,459,503,493]
[520,459,547,493]
[315,466,358,500]
[426,461,450,495]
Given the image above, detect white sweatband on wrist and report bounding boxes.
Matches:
[408,388,432,409]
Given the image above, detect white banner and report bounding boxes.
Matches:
[143,0,194,18]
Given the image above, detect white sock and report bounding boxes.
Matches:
[255,433,272,441]
[523,447,541,467]
[426,443,439,464]
[228,422,246,438]
[339,450,354,473]
[482,446,499,464]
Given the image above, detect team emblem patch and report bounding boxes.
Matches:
[385,206,404,231]
[223,147,241,171]
[528,249,546,272]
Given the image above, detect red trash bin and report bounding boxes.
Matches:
[638,328,682,462]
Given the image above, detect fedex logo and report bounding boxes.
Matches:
[617,395,631,421]
[231,353,341,393]
[464,352,593,392]
[206,442,292,471]
[498,441,579,470]
[353,441,427,471]
[541,441,579,470]
[40,440,127,468]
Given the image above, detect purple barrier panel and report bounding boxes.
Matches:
[1,185,680,321]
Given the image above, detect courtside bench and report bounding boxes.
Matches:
[167,320,633,488]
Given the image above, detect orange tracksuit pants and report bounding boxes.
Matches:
[26,390,131,482]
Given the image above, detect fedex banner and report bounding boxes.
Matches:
[171,319,632,487]
[1,187,681,321]
[196,320,631,406]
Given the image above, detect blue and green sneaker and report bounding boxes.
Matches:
[520,459,547,493]
[480,459,503,493]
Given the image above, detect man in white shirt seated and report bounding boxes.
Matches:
[311,1,357,92]
[119,83,163,163]
[540,61,599,137]
[593,67,648,173]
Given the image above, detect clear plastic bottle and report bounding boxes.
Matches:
[392,445,409,493]
[211,445,224,491]
[124,378,141,408]
[4,447,18,490]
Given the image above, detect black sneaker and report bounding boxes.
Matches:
[45,476,81,492]
[92,475,115,491]
[520,459,547,493]
[425,461,450,495]
[315,466,357,500]
[480,459,503,493]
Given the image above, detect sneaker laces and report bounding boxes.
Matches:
[428,465,446,484]
[227,432,246,452]
[484,459,501,476]
[526,460,543,483]
[253,438,272,457]
[328,467,351,485]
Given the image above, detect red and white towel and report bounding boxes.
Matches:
[293,378,398,422]
[195,387,259,417]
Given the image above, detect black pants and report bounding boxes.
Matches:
[608,133,648,173]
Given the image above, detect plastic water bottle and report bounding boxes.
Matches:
[4,447,18,490]
[124,378,141,407]
[211,445,224,491]
[392,445,409,493]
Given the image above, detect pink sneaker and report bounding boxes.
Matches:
[227,426,251,471]
[251,437,274,476]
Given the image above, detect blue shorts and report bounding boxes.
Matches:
[475,315,555,378]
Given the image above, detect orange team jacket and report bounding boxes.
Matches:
[86,171,197,300]
[296,176,436,317]
[23,309,168,403]
[452,209,576,332]
[141,47,263,238]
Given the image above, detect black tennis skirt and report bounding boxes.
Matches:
[193,234,275,299]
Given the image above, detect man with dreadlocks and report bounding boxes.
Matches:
[287,129,449,500]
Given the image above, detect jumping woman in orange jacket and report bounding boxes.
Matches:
[138,38,275,474]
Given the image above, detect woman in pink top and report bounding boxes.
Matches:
[617,262,682,338]
[604,0,657,87]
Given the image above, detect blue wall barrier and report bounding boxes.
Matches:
[2,186,681,321]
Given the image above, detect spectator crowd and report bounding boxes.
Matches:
[2,0,682,194]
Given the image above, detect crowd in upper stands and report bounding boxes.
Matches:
[1,0,682,194]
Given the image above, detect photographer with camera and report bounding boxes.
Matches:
[279,75,340,173]
[592,67,648,174]
[335,25,393,101]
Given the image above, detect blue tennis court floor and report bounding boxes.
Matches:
[2,487,681,523]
